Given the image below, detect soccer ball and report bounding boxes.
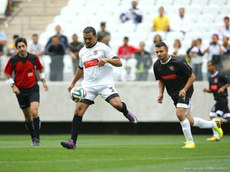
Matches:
[70,86,87,102]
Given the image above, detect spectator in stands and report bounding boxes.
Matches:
[204,34,224,63]
[45,25,68,52]
[187,39,204,81]
[171,7,190,34]
[150,34,162,59]
[0,30,7,80]
[46,36,65,81]
[120,66,135,81]
[153,6,170,32]
[218,16,230,40]
[97,22,110,46]
[134,41,152,81]
[0,42,3,56]
[7,34,19,57]
[222,36,230,55]
[120,0,143,24]
[117,36,138,60]
[28,34,44,56]
[0,30,7,50]
[68,34,84,74]
[170,39,185,56]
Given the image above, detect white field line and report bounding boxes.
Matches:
[0,156,229,164]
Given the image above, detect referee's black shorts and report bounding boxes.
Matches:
[16,84,40,109]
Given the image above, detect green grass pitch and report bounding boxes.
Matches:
[0,135,229,172]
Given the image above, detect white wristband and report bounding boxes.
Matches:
[8,78,15,87]
[40,73,45,80]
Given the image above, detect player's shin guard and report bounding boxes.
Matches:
[118,102,128,116]
[180,119,194,143]
[33,117,41,140]
[25,121,35,139]
[193,117,216,128]
[71,115,82,144]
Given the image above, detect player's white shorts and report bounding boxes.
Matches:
[174,97,192,115]
[81,85,119,105]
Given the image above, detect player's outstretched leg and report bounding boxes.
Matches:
[61,103,89,149]
[110,97,138,124]
[193,117,223,141]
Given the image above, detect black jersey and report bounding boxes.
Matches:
[208,72,230,100]
[153,56,194,98]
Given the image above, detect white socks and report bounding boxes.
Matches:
[212,128,220,139]
[193,117,216,128]
[180,119,194,143]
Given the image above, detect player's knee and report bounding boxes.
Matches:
[75,106,85,116]
[113,101,123,110]
[31,109,38,117]
[176,109,185,121]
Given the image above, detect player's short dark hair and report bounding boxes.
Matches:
[15,37,27,47]
[100,22,106,26]
[224,16,229,20]
[155,42,168,50]
[83,26,96,36]
[124,36,129,40]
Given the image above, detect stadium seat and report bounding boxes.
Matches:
[166,32,184,41]
[202,5,220,16]
[173,0,191,6]
[196,14,215,24]
[184,31,202,41]
[191,0,209,6]
[209,0,226,6]
[191,23,210,32]
[155,0,173,6]
[186,5,202,15]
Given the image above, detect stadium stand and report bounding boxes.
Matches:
[0,0,230,81]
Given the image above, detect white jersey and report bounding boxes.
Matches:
[79,42,116,87]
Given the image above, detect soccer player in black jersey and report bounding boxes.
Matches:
[4,38,48,146]
[153,42,223,149]
[204,61,230,141]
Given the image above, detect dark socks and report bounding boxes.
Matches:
[118,102,129,116]
[71,115,83,144]
[33,117,40,140]
[25,121,35,139]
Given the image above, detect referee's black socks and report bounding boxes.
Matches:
[71,115,83,144]
[33,117,40,140]
[25,121,35,140]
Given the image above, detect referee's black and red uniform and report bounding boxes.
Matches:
[4,52,43,109]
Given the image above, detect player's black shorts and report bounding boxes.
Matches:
[210,98,230,118]
[172,96,191,109]
[16,84,40,109]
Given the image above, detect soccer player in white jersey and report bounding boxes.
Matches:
[61,27,138,149]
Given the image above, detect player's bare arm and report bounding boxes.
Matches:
[218,83,230,93]
[203,88,212,93]
[157,80,165,104]
[179,73,196,97]
[68,68,84,92]
[98,57,122,67]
